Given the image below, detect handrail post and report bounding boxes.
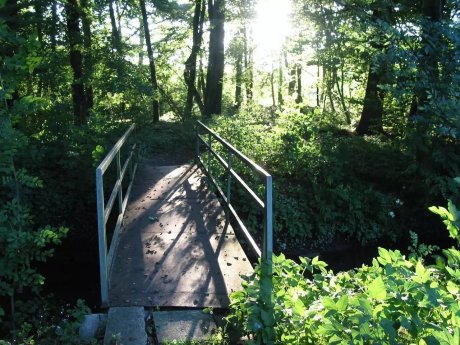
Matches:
[195,124,200,164]
[207,131,212,173]
[116,150,123,214]
[263,175,273,262]
[226,149,232,214]
[262,175,274,344]
[96,168,109,306]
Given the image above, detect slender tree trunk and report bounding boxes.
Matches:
[316,65,320,107]
[34,0,44,45]
[270,68,276,108]
[65,0,87,126]
[409,0,443,117]
[3,0,20,109]
[139,0,160,122]
[336,64,350,124]
[234,47,243,110]
[278,60,284,107]
[326,69,335,111]
[296,64,303,104]
[284,52,296,96]
[50,0,58,50]
[184,0,205,117]
[198,55,206,97]
[243,26,253,102]
[138,17,144,66]
[81,0,94,110]
[109,0,122,54]
[204,0,225,117]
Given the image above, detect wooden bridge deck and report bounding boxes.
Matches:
[108,163,253,308]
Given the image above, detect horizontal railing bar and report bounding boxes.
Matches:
[102,147,136,225]
[122,163,137,215]
[199,135,265,209]
[119,150,134,183]
[228,203,262,257]
[104,179,122,224]
[198,156,262,257]
[197,121,270,178]
[230,169,265,209]
[106,212,124,282]
[200,137,228,169]
[97,124,135,174]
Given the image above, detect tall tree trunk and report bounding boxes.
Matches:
[278,60,284,107]
[81,0,94,110]
[296,64,303,104]
[3,0,20,109]
[316,65,320,107]
[204,0,225,117]
[184,0,205,117]
[335,64,351,124]
[284,52,296,96]
[234,48,243,110]
[270,68,276,108]
[355,62,384,135]
[198,55,206,97]
[65,0,87,126]
[50,0,58,50]
[109,0,122,54]
[139,0,160,122]
[34,0,44,45]
[355,6,392,135]
[409,0,443,117]
[138,17,144,66]
[243,26,253,102]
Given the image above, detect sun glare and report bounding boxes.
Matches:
[252,0,293,64]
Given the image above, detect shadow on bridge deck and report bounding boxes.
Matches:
[108,163,253,308]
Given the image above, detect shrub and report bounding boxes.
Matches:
[225,184,460,344]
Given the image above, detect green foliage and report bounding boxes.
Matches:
[0,121,68,321]
[0,299,96,345]
[210,108,420,248]
[225,198,460,344]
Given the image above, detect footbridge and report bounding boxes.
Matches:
[94,121,273,343]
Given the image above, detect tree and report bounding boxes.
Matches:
[356,3,393,135]
[65,0,88,126]
[81,0,94,110]
[184,0,206,117]
[204,0,225,117]
[139,0,161,122]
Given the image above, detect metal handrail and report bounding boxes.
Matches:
[195,120,273,263]
[96,124,138,306]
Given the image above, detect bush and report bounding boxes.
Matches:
[209,109,431,248]
[224,187,460,344]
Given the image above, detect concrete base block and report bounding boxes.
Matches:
[104,307,147,345]
[153,310,217,344]
[79,313,107,343]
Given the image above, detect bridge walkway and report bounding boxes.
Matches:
[107,162,253,308]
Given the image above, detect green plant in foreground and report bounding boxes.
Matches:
[0,122,68,323]
[226,181,460,344]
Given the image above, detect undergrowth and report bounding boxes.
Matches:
[208,106,459,250]
[221,182,460,344]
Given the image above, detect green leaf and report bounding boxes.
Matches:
[322,297,337,310]
[380,318,396,342]
[368,277,387,300]
[446,281,459,295]
[336,294,348,312]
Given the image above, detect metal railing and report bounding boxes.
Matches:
[195,120,273,263]
[96,124,138,306]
